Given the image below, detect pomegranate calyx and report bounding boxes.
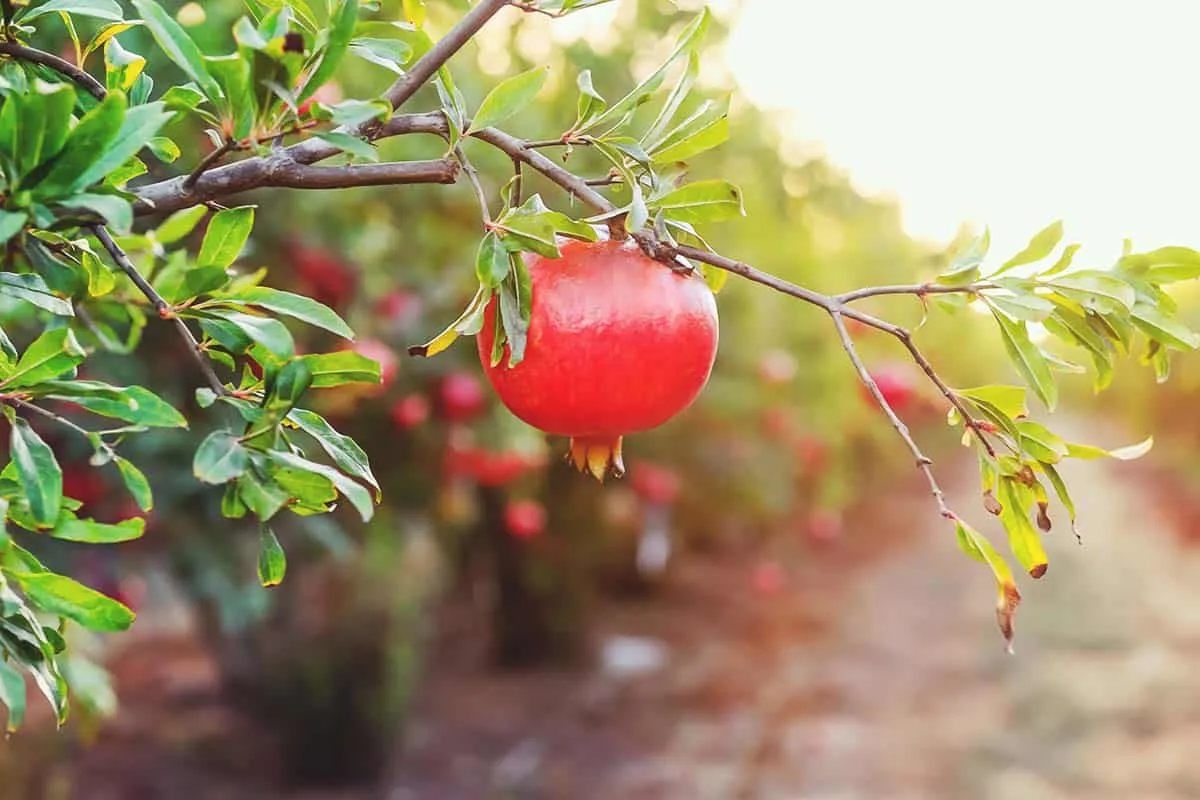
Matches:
[568,435,625,482]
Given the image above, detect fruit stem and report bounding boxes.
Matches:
[568,436,625,482]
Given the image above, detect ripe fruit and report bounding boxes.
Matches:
[282,238,357,311]
[376,290,422,332]
[751,561,786,596]
[631,463,682,506]
[477,240,719,480]
[435,371,486,423]
[390,394,429,430]
[504,499,546,540]
[806,509,843,543]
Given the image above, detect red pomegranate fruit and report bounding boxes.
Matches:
[436,371,486,423]
[863,365,915,412]
[477,240,718,481]
[390,394,430,429]
[504,499,546,540]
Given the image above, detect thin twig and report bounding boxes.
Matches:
[9,397,104,447]
[509,157,523,207]
[90,225,227,396]
[524,138,569,149]
[0,41,105,101]
[1,0,13,26]
[382,0,513,112]
[455,146,492,227]
[837,282,996,303]
[184,139,237,190]
[829,310,955,520]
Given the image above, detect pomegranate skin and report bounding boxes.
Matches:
[477,240,718,467]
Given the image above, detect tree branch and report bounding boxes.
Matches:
[382,0,513,112]
[91,225,227,397]
[0,41,105,101]
[828,310,955,520]
[837,282,995,303]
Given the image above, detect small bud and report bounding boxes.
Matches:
[1017,465,1037,487]
[982,490,1003,516]
[283,32,305,53]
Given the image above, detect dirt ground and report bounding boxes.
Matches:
[11,418,1200,800]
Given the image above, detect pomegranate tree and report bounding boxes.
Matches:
[478,240,719,481]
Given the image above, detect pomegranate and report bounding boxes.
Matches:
[751,561,786,596]
[504,499,546,540]
[376,290,422,333]
[631,463,682,506]
[63,466,105,510]
[435,371,486,423]
[477,240,718,480]
[282,239,357,310]
[390,394,430,429]
[468,449,542,487]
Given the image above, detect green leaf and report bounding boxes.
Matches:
[83,21,142,63]
[0,211,26,247]
[1038,462,1078,539]
[958,385,1028,419]
[32,380,186,428]
[104,36,145,93]
[1016,420,1068,464]
[31,92,127,198]
[286,409,379,499]
[324,98,391,127]
[0,659,26,732]
[475,231,510,288]
[1065,436,1153,461]
[1040,243,1081,278]
[0,272,72,316]
[573,69,606,129]
[986,292,1054,323]
[992,311,1057,410]
[13,572,134,632]
[312,132,379,163]
[577,8,711,136]
[1131,302,1200,351]
[204,286,353,339]
[52,515,144,544]
[193,430,249,484]
[650,112,728,164]
[198,309,293,358]
[408,285,490,358]
[4,328,85,389]
[197,206,254,269]
[1045,270,1136,314]
[644,50,699,146]
[498,277,527,367]
[939,227,989,285]
[998,479,1049,579]
[298,0,358,103]
[1118,245,1200,283]
[649,179,744,225]
[236,471,289,520]
[268,450,374,521]
[955,518,1021,648]
[349,37,413,75]
[257,526,286,587]
[63,193,133,233]
[298,351,381,388]
[16,0,122,22]
[206,54,255,140]
[991,220,1064,276]
[131,0,223,103]
[154,205,207,245]
[114,456,152,510]
[467,66,548,133]
[9,417,61,529]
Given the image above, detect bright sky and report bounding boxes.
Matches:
[724,0,1200,262]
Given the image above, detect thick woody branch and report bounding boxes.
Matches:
[0,41,105,101]
[135,155,458,214]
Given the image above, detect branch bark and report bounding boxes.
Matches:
[0,41,105,101]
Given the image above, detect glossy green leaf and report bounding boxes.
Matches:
[198,309,293,358]
[312,132,379,163]
[298,351,381,388]
[998,479,1049,579]
[0,659,26,732]
[9,417,61,529]
[1046,270,1136,313]
[1131,302,1200,351]
[468,66,548,133]
[237,472,289,521]
[0,273,72,316]
[257,526,286,587]
[986,292,1054,322]
[1038,462,1078,539]
[193,429,249,484]
[268,450,374,521]
[992,311,1057,410]
[4,329,85,389]
[349,37,413,75]
[498,277,527,367]
[197,206,254,269]
[205,54,255,140]
[62,193,133,233]
[958,385,1028,419]
[131,0,223,103]
[32,380,186,428]
[30,91,126,198]
[154,205,207,245]
[52,515,144,544]
[298,0,358,103]
[573,69,606,128]
[1040,243,1081,278]
[0,211,26,247]
[1065,436,1154,461]
[104,37,144,93]
[204,286,353,339]
[1016,420,1068,464]
[1118,245,1200,283]
[991,220,1063,276]
[114,456,152,511]
[16,0,122,22]
[287,408,380,499]
[475,231,510,288]
[14,572,134,632]
[650,179,744,225]
[939,227,989,285]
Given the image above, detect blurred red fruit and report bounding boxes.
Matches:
[807,509,843,543]
[63,466,105,510]
[504,499,546,540]
[757,349,798,385]
[470,450,541,487]
[631,463,682,506]
[846,318,870,338]
[795,436,828,471]
[863,365,915,412]
[375,290,422,330]
[436,371,486,423]
[390,394,429,429]
[282,238,357,311]
[112,576,148,612]
[751,561,786,596]
[352,338,398,388]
